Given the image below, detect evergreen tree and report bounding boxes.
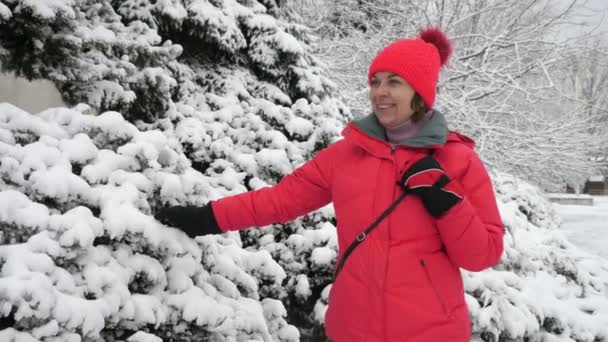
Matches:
[1,0,347,340]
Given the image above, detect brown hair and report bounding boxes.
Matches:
[410,93,428,122]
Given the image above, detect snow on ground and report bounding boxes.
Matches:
[554,196,608,259]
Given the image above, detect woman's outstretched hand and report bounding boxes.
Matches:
[154,204,222,238]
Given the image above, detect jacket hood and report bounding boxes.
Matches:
[351,110,448,147]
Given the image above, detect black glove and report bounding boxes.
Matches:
[154,204,222,238]
[400,155,463,218]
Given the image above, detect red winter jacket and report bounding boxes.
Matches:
[211,112,504,342]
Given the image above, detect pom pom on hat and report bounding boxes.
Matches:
[368,27,452,109]
[419,27,452,66]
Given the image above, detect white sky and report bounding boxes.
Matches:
[582,0,608,29]
[564,0,608,33]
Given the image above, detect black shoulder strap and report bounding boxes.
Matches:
[333,191,409,281]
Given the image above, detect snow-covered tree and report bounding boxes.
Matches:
[0,104,304,341]
[555,39,608,182]
[1,1,608,341]
[0,0,347,340]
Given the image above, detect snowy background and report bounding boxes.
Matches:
[0,0,607,341]
[554,196,608,260]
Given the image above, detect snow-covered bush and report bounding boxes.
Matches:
[1,0,349,339]
[466,172,608,341]
[0,104,303,341]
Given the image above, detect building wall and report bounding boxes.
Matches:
[547,196,594,206]
[583,181,608,195]
[0,72,65,113]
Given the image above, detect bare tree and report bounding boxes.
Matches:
[282,0,608,191]
[556,39,608,179]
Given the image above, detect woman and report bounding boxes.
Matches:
[156,28,504,342]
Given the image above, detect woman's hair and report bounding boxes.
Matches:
[410,93,428,122]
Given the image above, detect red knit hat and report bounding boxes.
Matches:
[368,28,452,109]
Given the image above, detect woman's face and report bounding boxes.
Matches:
[369,71,416,129]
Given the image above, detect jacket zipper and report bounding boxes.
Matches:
[420,259,450,317]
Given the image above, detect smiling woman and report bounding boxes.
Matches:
[155,27,505,342]
[369,72,418,128]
